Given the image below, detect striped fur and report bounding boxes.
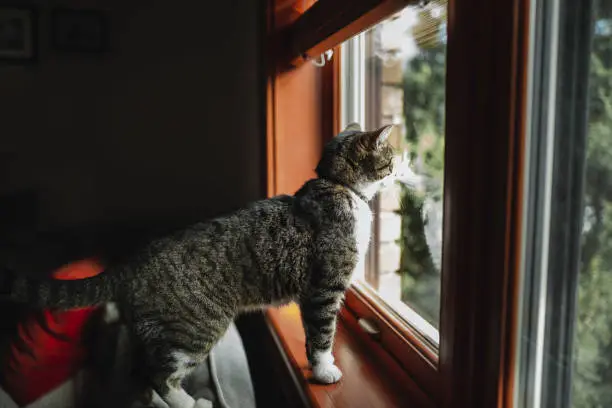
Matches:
[0,124,397,408]
[0,268,119,309]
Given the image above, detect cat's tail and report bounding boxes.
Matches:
[0,266,119,309]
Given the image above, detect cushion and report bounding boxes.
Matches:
[1,258,104,406]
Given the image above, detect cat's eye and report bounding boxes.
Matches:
[375,161,393,172]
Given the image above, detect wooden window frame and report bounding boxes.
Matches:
[262,0,531,407]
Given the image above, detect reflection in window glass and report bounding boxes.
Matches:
[573,5,612,407]
[517,1,612,406]
[341,1,446,338]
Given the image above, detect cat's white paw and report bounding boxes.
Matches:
[103,302,121,323]
[193,398,213,408]
[312,362,343,384]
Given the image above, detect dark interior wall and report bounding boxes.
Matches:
[0,0,264,231]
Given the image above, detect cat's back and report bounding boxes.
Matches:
[173,195,310,259]
[237,194,312,242]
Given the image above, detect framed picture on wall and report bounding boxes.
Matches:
[51,9,109,53]
[0,7,37,62]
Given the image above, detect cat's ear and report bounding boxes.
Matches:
[375,125,393,145]
[363,125,393,148]
[344,122,362,132]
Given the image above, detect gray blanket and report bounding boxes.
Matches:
[185,322,256,408]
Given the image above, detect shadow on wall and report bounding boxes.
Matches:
[0,0,264,232]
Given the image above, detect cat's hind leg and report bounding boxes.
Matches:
[151,374,211,408]
[133,308,231,408]
[148,390,169,408]
[148,351,211,408]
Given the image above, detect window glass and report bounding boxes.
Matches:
[572,4,612,407]
[340,0,447,343]
[516,1,612,407]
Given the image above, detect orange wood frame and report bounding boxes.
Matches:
[281,0,416,67]
[343,285,439,398]
[266,0,334,197]
[439,0,530,406]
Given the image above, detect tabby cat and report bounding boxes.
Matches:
[1,123,405,408]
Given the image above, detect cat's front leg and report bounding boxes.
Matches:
[300,285,345,384]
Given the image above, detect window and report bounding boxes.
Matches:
[516,0,612,407]
[340,0,447,346]
[266,0,531,406]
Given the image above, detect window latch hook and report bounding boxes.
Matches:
[311,49,334,68]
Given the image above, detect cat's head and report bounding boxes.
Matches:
[316,123,396,200]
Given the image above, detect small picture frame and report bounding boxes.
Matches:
[51,9,109,53]
[0,7,37,62]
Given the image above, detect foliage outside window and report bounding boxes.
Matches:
[340,1,447,344]
[397,4,446,327]
[572,8,612,407]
